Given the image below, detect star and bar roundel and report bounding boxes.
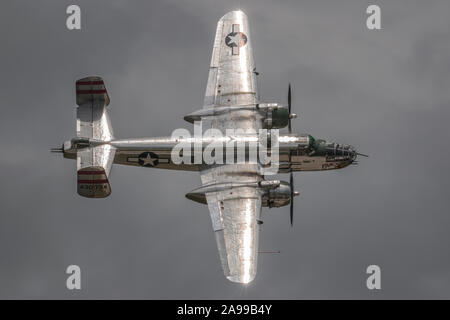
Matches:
[126,152,171,167]
[138,152,159,167]
[225,24,247,55]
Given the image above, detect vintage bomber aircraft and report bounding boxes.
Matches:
[53,11,365,284]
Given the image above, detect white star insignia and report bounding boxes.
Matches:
[227,34,242,46]
[141,153,157,166]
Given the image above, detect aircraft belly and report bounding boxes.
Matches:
[113,150,198,171]
[290,156,352,171]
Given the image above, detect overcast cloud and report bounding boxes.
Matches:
[0,0,450,299]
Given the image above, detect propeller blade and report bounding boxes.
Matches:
[290,172,294,226]
[288,83,292,133]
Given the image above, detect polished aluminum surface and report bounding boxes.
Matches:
[57,11,361,284]
[75,77,116,198]
[199,10,263,283]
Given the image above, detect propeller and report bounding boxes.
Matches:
[287,83,299,226]
[287,84,297,133]
[289,172,300,226]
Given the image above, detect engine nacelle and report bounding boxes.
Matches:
[258,103,290,129]
[262,180,292,208]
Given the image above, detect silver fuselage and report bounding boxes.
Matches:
[63,133,356,172]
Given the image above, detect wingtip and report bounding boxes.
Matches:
[220,10,248,21]
[226,273,256,284]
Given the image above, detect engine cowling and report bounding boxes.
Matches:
[259,103,290,129]
[261,180,292,208]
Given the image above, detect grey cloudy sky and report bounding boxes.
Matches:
[1,0,450,299]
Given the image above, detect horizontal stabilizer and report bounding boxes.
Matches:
[76,76,113,141]
[77,166,111,198]
[76,76,110,106]
[75,76,116,199]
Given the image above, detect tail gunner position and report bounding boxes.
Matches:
[53,11,366,284]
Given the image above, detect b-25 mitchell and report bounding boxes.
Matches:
[53,10,365,284]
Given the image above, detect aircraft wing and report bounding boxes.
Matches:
[201,164,262,284]
[200,11,263,283]
[203,10,258,114]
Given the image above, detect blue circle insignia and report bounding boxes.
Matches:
[225,32,248,48]
[138,152,159,167]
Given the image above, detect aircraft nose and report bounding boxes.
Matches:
[336,144,358,163]
[341,145,355,161]
[328,143,355,158]
[351,150,358,163]
[347,145,357,160]
[349,146,369,163]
